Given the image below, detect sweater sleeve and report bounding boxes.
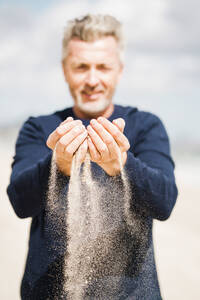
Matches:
[7,117,59,218]
[124,113,178,221]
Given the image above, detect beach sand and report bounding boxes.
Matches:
[0,128,199,299]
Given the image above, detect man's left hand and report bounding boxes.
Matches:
[87,117,130,176]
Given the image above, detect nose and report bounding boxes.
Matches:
[85,68,99,87]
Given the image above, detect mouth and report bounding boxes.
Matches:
[81,91,103,100]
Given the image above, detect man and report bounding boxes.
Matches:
[7,14,178,299]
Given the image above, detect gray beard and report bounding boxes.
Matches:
[76,95,111,116]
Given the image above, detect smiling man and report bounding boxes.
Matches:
[7,14,178,299]
[64,37,121,117]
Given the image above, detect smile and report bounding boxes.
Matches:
[81,91,103,100]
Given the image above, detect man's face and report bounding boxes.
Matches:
[62,36,123,118]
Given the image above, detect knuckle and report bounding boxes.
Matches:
[65,147,72,157]
[55,143,63,152]
[77,135,85,145]
[58,139,66,147]
[123,142,130,152]
[56,127,63,137]
[55,147,62,156]
[99,145,107,152]
[112,130,119,139]
[105,138,112,145]
[73,126,82,134]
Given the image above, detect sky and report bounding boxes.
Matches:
[0,0,199,146]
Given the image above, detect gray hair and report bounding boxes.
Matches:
[62,14,125,62]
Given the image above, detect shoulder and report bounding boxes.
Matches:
[114,104,162,123]
[131,110,170,152]
[137,110,167,136]
[26,107,71,127]
[113,104,138,118]
[20,107,72,140]
[115,104,166,135]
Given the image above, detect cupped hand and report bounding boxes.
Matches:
[46,117,88,176]
[87,117,130,176]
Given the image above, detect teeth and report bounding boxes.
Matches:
[83,92,101,95]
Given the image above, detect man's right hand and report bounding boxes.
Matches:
[46,117,88,176]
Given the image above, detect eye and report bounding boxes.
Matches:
[76,63,88,70]
[97,64,111,71]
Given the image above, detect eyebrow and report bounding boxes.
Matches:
[71,61,114,67]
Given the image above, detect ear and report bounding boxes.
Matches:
[117,62,124,83]
[62,61,68,83]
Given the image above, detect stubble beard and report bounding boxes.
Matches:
[75,93,112,117]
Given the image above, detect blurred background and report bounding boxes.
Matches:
[0,0,199,299]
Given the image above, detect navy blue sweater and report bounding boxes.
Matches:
[7,105,178,299]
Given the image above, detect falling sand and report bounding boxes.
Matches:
[46,148,149,299]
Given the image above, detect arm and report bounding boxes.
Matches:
[7,117,53,218]
[124,114,178,221]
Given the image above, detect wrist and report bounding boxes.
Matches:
[100,152,128,176]
[56,157,71,177]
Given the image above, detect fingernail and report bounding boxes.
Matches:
[76,120,82,126]
[97,117,104,122]
[67,117,73,121]
[74,126,82,133]
[57,126,66,134]
[90,119,97,126]
[62,122,70,128]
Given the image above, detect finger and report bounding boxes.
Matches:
[47,120,82,149]
[87,136,101,162]
[97,117,130,152]
[60,116,74,126]
[57,120,83,135]
[78,139,88,162]
[112,118,125,132]
[65,130,88,159]
[90,119,119,159]
[87,125,109,160]
[56,125,86,156]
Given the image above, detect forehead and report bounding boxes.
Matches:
[67,36,119,63]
